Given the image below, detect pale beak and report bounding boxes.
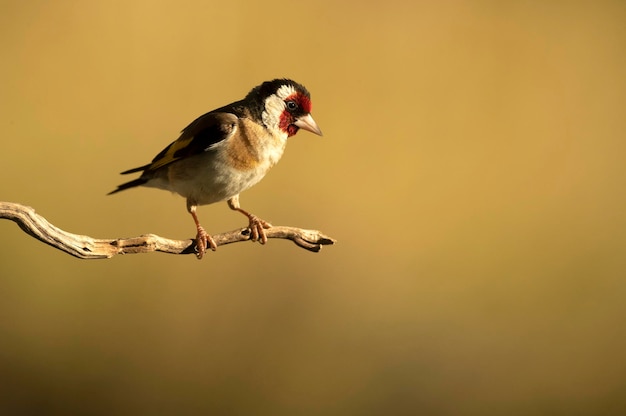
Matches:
[294,113,323,136]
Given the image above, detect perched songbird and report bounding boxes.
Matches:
[109,79,322,259]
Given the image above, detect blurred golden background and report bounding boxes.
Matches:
[1,0,625,414]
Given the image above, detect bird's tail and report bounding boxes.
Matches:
[108,164,152,195]
[107,177,149,195]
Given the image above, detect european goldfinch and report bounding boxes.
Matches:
[109,79,322,259]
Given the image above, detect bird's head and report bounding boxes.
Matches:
[247,79,322,138]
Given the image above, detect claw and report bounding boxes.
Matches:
[195,225,217,259]
[226,196,272,245]
[247,215,272,244]
[188,202,217,259]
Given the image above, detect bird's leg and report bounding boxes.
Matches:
[227,195,272,244]
[187,201,217,259]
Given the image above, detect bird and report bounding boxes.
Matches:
[108,78,322,259]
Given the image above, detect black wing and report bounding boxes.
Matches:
[138,111,239,173]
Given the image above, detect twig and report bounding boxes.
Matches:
[0,202,336,259]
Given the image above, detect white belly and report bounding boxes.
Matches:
[145,149,275,206]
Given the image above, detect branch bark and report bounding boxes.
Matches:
[0,202,336,259]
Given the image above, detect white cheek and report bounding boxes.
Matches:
[262,94,285,129]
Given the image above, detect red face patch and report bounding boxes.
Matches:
[278,92,313,137]
[279,111,296,136]
[294,93,312,113]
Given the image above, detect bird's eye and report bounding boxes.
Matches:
[286,101,297,111]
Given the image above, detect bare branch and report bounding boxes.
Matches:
[0,202,336,259]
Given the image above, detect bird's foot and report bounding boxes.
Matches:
[246,215,272,244]
[195,225,217,259]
